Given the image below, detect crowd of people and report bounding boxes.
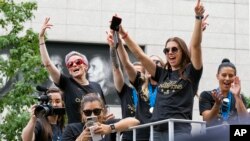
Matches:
[21,0,249,141]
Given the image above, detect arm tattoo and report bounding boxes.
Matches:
[110,48,120,69]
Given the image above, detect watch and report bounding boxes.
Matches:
[110,124,116,133]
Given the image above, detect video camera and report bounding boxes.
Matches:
[35,85,65,117]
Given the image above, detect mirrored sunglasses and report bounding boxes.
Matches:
[66,59,84,68]
[83,108,102,116]
[163,47,179,54]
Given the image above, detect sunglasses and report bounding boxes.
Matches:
[66,59,85,68]
[163,47,179,54]
[83,108,102,116]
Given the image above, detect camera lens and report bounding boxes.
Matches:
[34,105,51,117]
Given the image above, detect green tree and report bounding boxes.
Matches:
[0,0,48,140]
[244,95,250,108]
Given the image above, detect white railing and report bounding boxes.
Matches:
[117,118,206,141]
[205,122,229,131]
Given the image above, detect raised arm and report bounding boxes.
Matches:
[116,34,138,83]
[39,17,61,84]
[230,76,248,118]
[189,0,205,70]
[118,25,156,78]
[107,31,124,92]
[21,105,37,141]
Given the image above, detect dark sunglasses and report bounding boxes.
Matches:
[66,59,85,68]
[83,108,102,116]
[163,47,179,54]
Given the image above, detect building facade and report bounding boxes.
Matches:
[28,0,249,131]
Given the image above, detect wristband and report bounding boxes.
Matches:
[195,15,204,20]
[39,43,45,45]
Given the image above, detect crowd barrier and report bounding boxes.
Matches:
[116,118,207,141]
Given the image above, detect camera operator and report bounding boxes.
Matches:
[22,87,65,141]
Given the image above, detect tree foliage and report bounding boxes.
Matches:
[0,0,48,140]
[244,95,250,108]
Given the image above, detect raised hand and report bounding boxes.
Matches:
[202,14,209,31]
[106,30,115,48]
[230,76,241,97]
[39,17,53,38]
[195,0,205,16]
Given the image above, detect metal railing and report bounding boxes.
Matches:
[117,118,206,141]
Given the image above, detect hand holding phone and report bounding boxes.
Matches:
[86,116,97,127]
[86,116,102,141]
[110,16,122,31]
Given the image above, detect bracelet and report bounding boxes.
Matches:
[39,43,45,45]
[122,32,128,39]
[195,15,204,20]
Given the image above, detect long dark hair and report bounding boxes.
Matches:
[164,37,191,81]
[38,87,65,141]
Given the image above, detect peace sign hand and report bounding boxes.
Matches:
[39,17,53,38]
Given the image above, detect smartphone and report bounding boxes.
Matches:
[85,116,102,141]
[86,116,98,127]
[110,16,122,31]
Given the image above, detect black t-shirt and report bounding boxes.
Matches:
[132,72,152,140]
[199,90,247,127]
[151,63,202,132]
[117,72,152,141]
[61,119,120,141]
[57,74,106,123]
[118,83,135,119]
[117,83,135,141]
[34,120,62,141]
[132,72,152,124]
